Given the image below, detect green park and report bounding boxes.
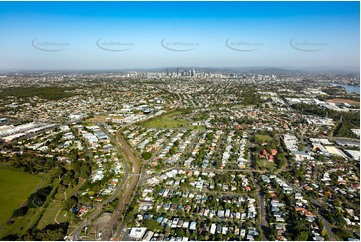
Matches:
[0,167,41,227]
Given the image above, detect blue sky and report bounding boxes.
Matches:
[0,1,359,70]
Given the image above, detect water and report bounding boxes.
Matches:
[331,83,360,94]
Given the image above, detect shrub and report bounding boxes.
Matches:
[141,152,152,160]
[12,206,29,217]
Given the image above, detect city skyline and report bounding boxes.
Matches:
[0,2,359,240]
[0,1,359,70]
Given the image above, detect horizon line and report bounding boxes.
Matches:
[0,65,359,73]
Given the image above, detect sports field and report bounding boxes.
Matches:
[0,167,41,226]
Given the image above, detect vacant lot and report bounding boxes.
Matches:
[326,98,360,106]
[87,116,124,123]
[143,112,189,128]
[254,134,273,144]
[257,160,275,170]
[0,167,41,227]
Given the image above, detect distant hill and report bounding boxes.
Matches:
[129,66,359,75]
[1,66,359,75]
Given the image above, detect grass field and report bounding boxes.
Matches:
[257,160,275,170]
[36,203,64,230]
[143,112,189,128]
[0,167,41,227]
[37,178,85,229]
[254,134,273,144]
[0,207,41,239]
[0,170,57,239]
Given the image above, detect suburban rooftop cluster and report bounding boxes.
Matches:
[0,71,359,241]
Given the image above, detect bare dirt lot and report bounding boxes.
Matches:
[326,98,360,106]
[89,212,112,235]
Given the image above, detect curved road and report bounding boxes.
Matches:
[100,129,141,240]
[69,127,136,241]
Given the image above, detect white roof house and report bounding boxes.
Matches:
[129,227,147,239]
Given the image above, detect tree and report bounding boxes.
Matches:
[62,170,77,187]
[64,195,78,211]
[209,196,218,207]
[52,167,66,180]
[295,231,309,241]
[144,218,159,231]
[27,186,52,208]
[176,229,185,237]
[171,195,181,203]
[333,122,356,138]
[1,234,19,240]
[177,209,184,217]
[141,152,152,160]
[332,228,355,240]
[12,206,29,217]
[21,222,69,241]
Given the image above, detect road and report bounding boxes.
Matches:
[289,183,338,241]
[248,134,269,241]
[249,171,268,241]
[145,167,265,181]
[300,191,337,241]
[68,126,133,241]
[100,128,141,240]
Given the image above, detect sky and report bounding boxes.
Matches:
[0,1,359,71]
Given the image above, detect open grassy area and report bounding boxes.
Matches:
[0,170,57,239]
[37,177,85,229]
[254,134,273,144]
[0,167,41,227]
[256,160,275,170]
[0,206,47,239]
[143,111,189,129]
[36,203,63,230]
